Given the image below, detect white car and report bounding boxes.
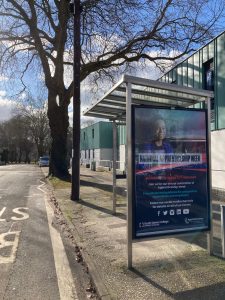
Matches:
[38,156,49,167]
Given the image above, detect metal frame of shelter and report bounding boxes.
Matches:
[83,74,214,268]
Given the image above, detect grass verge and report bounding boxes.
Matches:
[49,176,72,189]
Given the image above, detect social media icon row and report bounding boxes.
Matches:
[157,209,190,216]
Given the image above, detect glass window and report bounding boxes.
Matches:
[203,59,214,91]
[92,129,94,138]
[203,59,214,124]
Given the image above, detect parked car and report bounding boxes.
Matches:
[38,156,49,167]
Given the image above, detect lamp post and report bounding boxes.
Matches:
[70,0,81,201]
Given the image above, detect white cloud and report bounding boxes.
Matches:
[0,90,7,97]
[0,88,19,122]
[0,97,16,122]
[0,75,8,82]
[69,101,102,127]
[19,92,27,100]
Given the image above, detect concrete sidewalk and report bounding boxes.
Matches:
[44,166,225,300]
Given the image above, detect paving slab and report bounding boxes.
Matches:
[44,166,225,300]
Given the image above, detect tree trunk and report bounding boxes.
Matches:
[36,139,45,157]
[47,95,70,179]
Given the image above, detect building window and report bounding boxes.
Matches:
[84,132,85,140]
[204,59,214,91]
[92,129,94,138]
[85,150,86,159]
[203,59,214,122]
[93,149,95,159]
[88,149,90,159]
[210,98,215,111]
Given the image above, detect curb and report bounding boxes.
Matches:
[67,217,111,300]
[40,168,111,300]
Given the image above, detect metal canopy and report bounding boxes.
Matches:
[83,74,214,121]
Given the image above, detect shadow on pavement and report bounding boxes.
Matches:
[80,179,126,197]
[131,268,174,298]
[132,254,225,300]
[78,199,126,220]
[173,281,225,300]
[178,233,222,256]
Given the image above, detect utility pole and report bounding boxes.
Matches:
[70,0,81,201]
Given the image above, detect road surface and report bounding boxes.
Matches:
[0,164,78,300]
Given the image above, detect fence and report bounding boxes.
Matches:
[98,160,125,171]
[81,159,126,172]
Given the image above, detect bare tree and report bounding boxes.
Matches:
[0,0,224,178]
[14,95,51,158]
[81,118,97,129]
[0,115,34,163]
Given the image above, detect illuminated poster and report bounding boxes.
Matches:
[132,106,210,239]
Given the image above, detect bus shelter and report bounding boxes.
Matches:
[83,74,213,268]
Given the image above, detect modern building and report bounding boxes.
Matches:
[80,121,113,170]
[82,31,225,189]
[159,30,225,189]
[80,121,126,171]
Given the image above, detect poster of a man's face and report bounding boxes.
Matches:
[132,106,210,239]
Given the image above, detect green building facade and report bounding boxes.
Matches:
[159,30,225,131]
[80,121,113,168]
[80,121,113,151]
[80,121,126,170]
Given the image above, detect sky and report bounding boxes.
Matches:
[0,53,164,125]
[0,89,15,122]
[0,0,224,125]
[0,99,14,121]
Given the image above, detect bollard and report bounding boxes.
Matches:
[221,204,225,258]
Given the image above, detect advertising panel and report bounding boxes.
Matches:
[132,106,210,239]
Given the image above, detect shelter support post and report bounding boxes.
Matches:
[126,82,133,269]
[207,97,213,255]
[112,121,117,214]
[221,205,225,258]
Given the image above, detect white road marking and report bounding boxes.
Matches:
[0,230,20,264]
[0,207,29,221]
[11,208,29,221]
[38,181,78,300]
[0,207,6,221]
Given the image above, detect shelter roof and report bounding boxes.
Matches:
[83,75,213,122]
